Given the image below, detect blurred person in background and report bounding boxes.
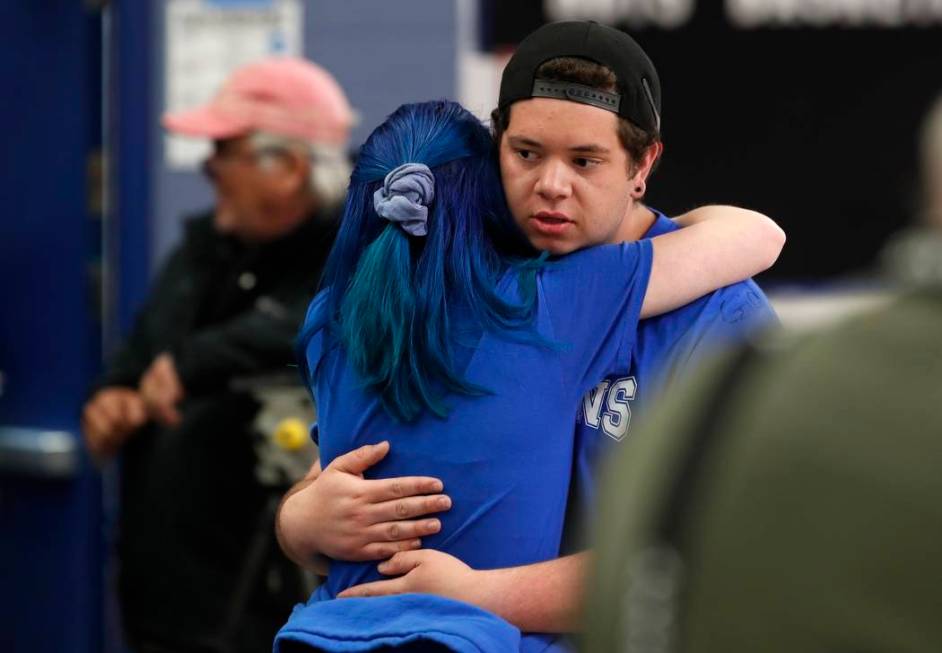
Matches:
[276,21,778,642]
[882,93,942,283]
[919,95,942,232]
[583,282,942,652]
[81,57,353,653]
[919,94,942,230]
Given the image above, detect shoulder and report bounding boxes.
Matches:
[180,210,217,243]
[710,279,776,326]
[167,211,233,269]
[536,243,653,313]
[543,241,653,275]
[301,288,331,334]
[297,288,333,385]
[148,212,216,279]
[642,209,680,238]
[641,278,776,338]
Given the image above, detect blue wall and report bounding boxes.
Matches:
[0,3,104,653]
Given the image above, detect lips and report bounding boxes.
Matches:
[529,211,573,237]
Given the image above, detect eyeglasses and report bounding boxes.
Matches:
[201,142,289,181]
[201,145,260,181]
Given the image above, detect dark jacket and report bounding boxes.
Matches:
[102,208,336,652]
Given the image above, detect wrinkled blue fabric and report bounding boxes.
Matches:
[274,594,521,653]
[373,163,435,237]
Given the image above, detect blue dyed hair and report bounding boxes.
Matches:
[299,100,543,422]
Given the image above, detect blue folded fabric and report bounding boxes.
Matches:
[273,593,520,652]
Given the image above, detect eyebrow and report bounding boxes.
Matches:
[506,136,542,149]
[506,135,610,155]
[569,144,610,155]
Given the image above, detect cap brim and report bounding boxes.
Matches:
[161,105,249,139]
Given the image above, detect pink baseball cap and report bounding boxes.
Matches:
[162,56,354,145]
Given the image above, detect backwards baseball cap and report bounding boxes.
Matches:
[163,56,355,145]
[498,21,661,134]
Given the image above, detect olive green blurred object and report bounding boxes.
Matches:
[585,288,942,653]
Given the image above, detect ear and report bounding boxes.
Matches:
[629,141,663,199]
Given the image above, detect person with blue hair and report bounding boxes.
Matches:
[273,99,782,652]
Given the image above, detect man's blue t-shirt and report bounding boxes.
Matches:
[276,241,653,653]
[567,210,778,530]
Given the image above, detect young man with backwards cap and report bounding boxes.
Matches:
[82,57,354,653]
[276,21,778,643]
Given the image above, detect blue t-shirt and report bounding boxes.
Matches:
[276,241,653,653]
[567,211,778,531]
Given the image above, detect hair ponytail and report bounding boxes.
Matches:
[303,100,542,422]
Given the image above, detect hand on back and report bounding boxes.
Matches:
[279,440,452,564]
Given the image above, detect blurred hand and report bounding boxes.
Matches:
[139,352,184,427]
[81,387,147,458]
[277,441,451,565]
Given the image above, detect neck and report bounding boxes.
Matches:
[235,194,319,245]
[614,202,656,243]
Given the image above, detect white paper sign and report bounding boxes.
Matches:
[164,0,303,169]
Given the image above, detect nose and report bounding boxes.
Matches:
[534,159,571,201]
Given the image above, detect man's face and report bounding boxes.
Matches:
[499,98,636,255]
[203,135,294,242]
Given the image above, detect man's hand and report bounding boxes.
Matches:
[338,549,477,601]
[81,387,148,459]
[277,441,451,567]
[139,352,184,427]
[342,550,588,634]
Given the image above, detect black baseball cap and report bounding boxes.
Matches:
[498,21,661,134]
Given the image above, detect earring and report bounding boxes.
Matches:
[633,181,646,197]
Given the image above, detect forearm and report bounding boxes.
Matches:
[175,286,314,393]
[175,313,298,392]
[275,464,331,575]
[643,206,785,318]
[470,552,589,633]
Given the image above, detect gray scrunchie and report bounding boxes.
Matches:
[373,163,435,237]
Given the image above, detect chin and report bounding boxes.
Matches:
[530,236,576,256]
[213,219,236,235]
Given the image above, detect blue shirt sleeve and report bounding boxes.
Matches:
[649,279,777,392]
[538,240,653,395]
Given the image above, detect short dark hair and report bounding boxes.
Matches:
[491,57,660,174]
